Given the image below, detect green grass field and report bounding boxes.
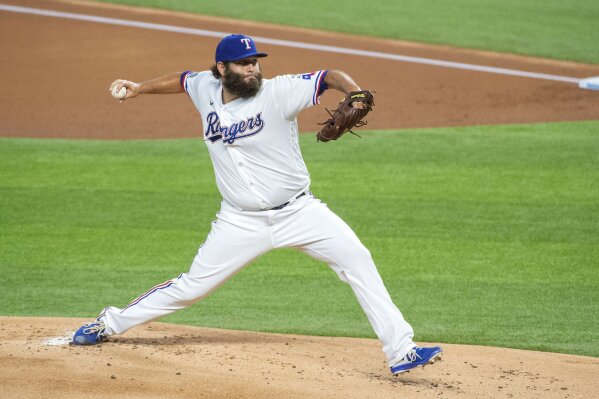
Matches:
[96,0,599,63]
[2,122,598,356]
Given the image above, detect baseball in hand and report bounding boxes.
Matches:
[111,85,127,100]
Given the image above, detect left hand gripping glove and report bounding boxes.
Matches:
[317,90,375,142]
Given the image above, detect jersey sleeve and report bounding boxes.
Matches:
[271,70,328,120]
[180,70,212,108]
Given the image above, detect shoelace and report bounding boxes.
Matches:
[404,348,423,363]
[82,322,106,335]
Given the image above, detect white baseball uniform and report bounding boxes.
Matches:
[98,69,416,366]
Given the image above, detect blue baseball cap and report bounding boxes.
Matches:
[215,34,268,63]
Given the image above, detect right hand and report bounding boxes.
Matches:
[109,79,140,102]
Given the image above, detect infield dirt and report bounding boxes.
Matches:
[2,317,599,399]
[1,1,598,398]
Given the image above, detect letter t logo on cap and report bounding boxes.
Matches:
[240,38,252,50]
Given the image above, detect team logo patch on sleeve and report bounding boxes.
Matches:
[180,71,199,92]
[292,72,317,80]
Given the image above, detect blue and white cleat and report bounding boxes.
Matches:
[390,346,443,375]
[72,320,107,345]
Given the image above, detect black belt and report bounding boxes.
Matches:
[270,191,307,210]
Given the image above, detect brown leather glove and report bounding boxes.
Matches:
[317,90,374,142]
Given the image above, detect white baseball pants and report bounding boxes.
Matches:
[99,194,415,365]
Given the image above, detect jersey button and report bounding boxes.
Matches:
[238,162,243,167]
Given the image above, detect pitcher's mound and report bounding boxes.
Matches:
[1,316,597,398]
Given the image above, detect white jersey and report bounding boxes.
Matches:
[181,70,328,211]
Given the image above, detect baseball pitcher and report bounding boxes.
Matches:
[73,34,442,375]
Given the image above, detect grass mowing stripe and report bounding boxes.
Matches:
[95,0,599,63]
[1,121,598,356]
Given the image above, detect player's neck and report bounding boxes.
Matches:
[221,88,239,105]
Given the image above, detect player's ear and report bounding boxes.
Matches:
[217,62,227,77]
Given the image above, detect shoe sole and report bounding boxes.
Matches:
[71,336,102,345]
[392,351,443,375]
[71,332,107,346]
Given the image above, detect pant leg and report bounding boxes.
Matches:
[100,204,272,335]
[273,195,415,366]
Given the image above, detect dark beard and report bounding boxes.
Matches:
[222,68,262,98]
